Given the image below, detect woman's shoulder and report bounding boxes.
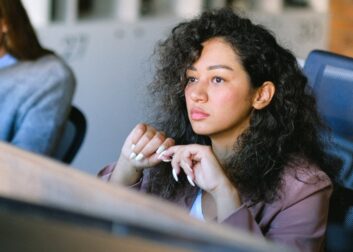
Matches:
[1,54,73,80]
[35,54,74,79]
[28,54,76,91]
[0,54,75,98]
[278,158,332,208]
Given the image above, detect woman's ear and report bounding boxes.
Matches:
[252,81,275,110]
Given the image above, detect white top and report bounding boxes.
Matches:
[189,189,205,221]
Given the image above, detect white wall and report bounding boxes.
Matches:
[37,19,179,174]
[35,11,328,175]
[22,0,50,26]
[249,10,328,59]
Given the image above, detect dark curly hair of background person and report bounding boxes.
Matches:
[145,8,337,203]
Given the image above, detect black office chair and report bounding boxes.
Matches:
[303,50,353,251]
[53,106,87,164]
[326,183,353,251]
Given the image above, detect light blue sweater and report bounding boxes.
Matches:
[0,54,76,156]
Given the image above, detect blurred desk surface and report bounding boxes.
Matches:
[0,141,292,252]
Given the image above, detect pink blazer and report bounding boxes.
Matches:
[98,160,332,252]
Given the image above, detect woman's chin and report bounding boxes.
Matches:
[191,126,213,136]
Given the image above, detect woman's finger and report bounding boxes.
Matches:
[179,148,195,186]
[156,138,176,161]
[157,137,175,154]
[180,160,195,187]
[130,125,157,160]
[169,147,196,186]
[136,131,166,160]
[157,144,179,161]
[170,149,182,182]
[125,123,146,149]
[122,123,146,160]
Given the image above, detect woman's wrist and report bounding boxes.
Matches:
[110,155,143,186]
[211,177,242,222]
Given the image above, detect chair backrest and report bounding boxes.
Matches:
[326,184,353,251]
[53,106,87,164]
[303,50,353,250]
[303,50,353,188]
[303,50,353,141]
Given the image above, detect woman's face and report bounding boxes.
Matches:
[184,37,256,142]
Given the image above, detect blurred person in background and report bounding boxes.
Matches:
[0,0,75,156]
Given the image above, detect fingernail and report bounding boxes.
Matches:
[157,150,172,162]
[172,169,179,182]
[187,175,195,187]
[131,144,136,150]
[135,153,144,161]
[129,152,137,159]
[157,150,167,160]
[156,145,165,155]
[182,161,192,173]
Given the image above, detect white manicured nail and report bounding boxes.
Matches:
[157,150,172,162]
[157,150,173,162]
[172,169,179,182]
[157,150,167,160]
[187,175,195,187]
[181,161,192,173]
[129,152,137,159]
[135,153,144,161]
[131,144,136,150]
[156,145,166,155]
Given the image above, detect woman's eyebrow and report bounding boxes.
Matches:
[187,65,234,71]
[208,65,234,71]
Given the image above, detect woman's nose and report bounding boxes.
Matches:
[189,81,208,102]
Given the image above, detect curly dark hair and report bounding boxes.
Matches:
[146,8,336,203]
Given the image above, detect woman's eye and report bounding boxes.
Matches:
[187,77,197,84]
[212,76,224,84]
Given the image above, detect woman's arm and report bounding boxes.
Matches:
[12,57,75,155]
[222,170,332,251]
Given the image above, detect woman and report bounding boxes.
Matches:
[0,0,75,156]
[99,9,336,251]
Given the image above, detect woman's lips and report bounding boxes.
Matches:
[190,108,210,120]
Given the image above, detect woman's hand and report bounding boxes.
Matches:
[160,144,242,221]
[110,123,175,185]
[160,144,227,193]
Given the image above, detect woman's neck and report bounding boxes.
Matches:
[211,138,234,165]
[210,125,249,164]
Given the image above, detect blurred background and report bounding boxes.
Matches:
[21,0,352,174]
